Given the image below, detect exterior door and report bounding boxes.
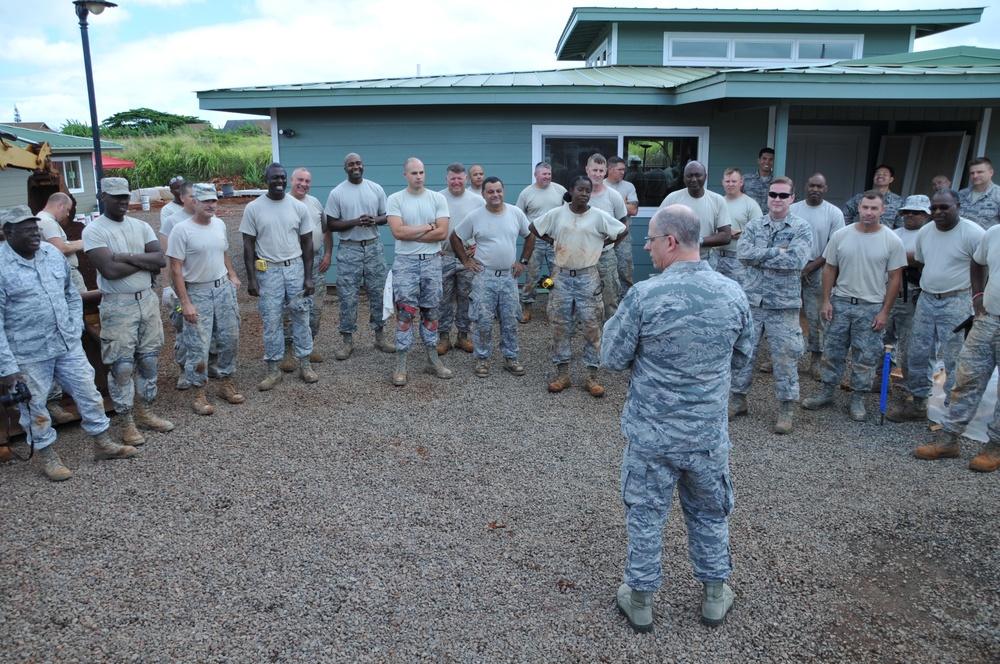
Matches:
[787,126,870,210]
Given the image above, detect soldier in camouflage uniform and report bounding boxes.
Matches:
[326,153,395,358]
[602,204,753,632]
[167,184,245,416]
[913,219,1000,471]
[1,207,136,481]
[958,157,1000,230]
[84,178,175,446]
[730,177,812,434]
[450,177,535,377]
[888,189,983,423]
[884,196,931,384]
[802,192,906,422]
[517,162,566,323]
[843,165,904,229]
[741,148,774,212]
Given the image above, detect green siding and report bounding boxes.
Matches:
[0,169,30,209]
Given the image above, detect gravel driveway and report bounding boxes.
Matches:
[2,203,998,662]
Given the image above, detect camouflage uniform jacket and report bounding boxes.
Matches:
[958,182,1000,230]
[602,261,754,453]
[737,212,812,310]
[0,242,82,376]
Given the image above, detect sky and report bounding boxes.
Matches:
[3,0,1000,132]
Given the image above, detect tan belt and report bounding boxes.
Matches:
[101,288,152,301]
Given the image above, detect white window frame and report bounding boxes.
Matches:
[663,32,863,67]
[532,124,710,216]
[52,156,85,194]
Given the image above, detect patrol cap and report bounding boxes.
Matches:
[0,205,39,228]
[899,194,931,215]
[193,183,219,201]
[101,177,130,196]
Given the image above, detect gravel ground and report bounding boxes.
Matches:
[2,204,999,662]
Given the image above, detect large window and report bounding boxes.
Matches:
[532,125,709,209]
[52,157,84,193]
[664,32,863,67]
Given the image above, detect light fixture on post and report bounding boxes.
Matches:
[73,0,117,213]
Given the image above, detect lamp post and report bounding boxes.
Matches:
[74,1,117,213]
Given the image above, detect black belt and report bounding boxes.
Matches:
[834,295,878,305]
[486,269,511,277]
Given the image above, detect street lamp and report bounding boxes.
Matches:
[74,1,117,213]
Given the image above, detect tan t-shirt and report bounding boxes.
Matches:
[824,224,907,304]
[533,205,626,270]
[82,214,158,294]
[914,218,984,293]
[166,217,229,284]
[239,195,312,263]
[515,183,566,222]
[661,189,731,258]
[720,195,762,253]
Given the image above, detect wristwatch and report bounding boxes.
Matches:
[519,258,529,265]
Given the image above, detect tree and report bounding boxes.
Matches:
[101,108,208,136]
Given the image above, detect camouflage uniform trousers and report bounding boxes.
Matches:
[99,292,164,413]
[621,440,734,591]
[440,255,473,337]
[257,261,312,362]
[884,291,919,383]
[942,314,1000,441]
[520,242,555,305]
[730,306,803,401]
[597,249,621,320]
[614,239,634,299]
[904,292,972,399]
[801,269,828,354]
[181,280,240,387]
[817,297,884,392]
[336,240,387,334]
[547,266,603,368]
[48,269,89,402]
[16,345,110,451]
[284,249,327,341]
[392,254,443,351]
[714,253,746,291]
[469,270,522,360]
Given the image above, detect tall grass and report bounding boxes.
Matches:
[105,128,272,188]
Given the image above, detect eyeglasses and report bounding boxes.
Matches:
[644,235,667,244]
[768,191,792,200]
[930,203,955,211]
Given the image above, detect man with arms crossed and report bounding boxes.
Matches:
[386,157,454,386]
[802,192,906,421]
[438,162,485,355]
[603,204,752,632]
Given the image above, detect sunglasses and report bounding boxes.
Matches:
[768,192,792,200]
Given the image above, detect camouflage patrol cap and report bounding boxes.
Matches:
[0,205,39,228]
[101,177,130,196]
[193,183,219,201]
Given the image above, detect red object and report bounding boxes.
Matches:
[100,156,135,169]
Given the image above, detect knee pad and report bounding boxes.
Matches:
[396,303,416,331]
[137,352,159,377]
[420,307,439,331]
[110,359,134,386]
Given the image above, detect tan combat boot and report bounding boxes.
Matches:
[436,336,452,356]
[37,445,72,481]
[425,346,454,379]
[584,366,605,398]
[913,430,961,460]
[374,328,395,353]
[191,386,214,416]
[335,333,353,360]
[279,344,296,372]
[93,431,136,461]
[456,332,474,353]
[46,401,76,425]
[392,351,408,387]
[809,351,822,380]
[258,361,283,391]
[309,348,325,363]
[548,363,571,393]
[520,303,532,324]
[299,357,319,384]
[119,411,145,446]
[728,393,748,420]
[217,376,245,404]
[887,396,928,423]
[970,444,1000,472]
[773,400,794,434]
[135,401,175,432]
[616,583,653,633]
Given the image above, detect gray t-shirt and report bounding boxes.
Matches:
[438,189,486,256]
[83,215,159,294]
[974,225,1000,315]
[720,195,762,252]
[453,204,531,270]
[239,195,311,263]
[36,210,78,269]
[824,224,907,304]
[914,218,985,293]
[297,194,326,252]
[606,179,638,214]
[160,201,182,224]
[789,200,845,261]
[325,179,387,242]
[515,183,566,222]
[160,210,194,243]
[386,189,450,255]
[166,217,229,284]
[662,189,731,258]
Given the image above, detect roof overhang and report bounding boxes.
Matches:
[555,7,985,61]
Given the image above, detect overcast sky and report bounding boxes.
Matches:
[3,0,999,132]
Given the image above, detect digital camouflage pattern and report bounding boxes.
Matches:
[392,254,443,351]
[469,271,522,359]
[336,241,388,334]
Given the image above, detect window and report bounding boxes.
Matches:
[664,32,862,67]
[532,125,709,209]
[52,157,84,193]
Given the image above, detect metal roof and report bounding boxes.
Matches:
[0,124,123,153]
[556,7,985,60]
